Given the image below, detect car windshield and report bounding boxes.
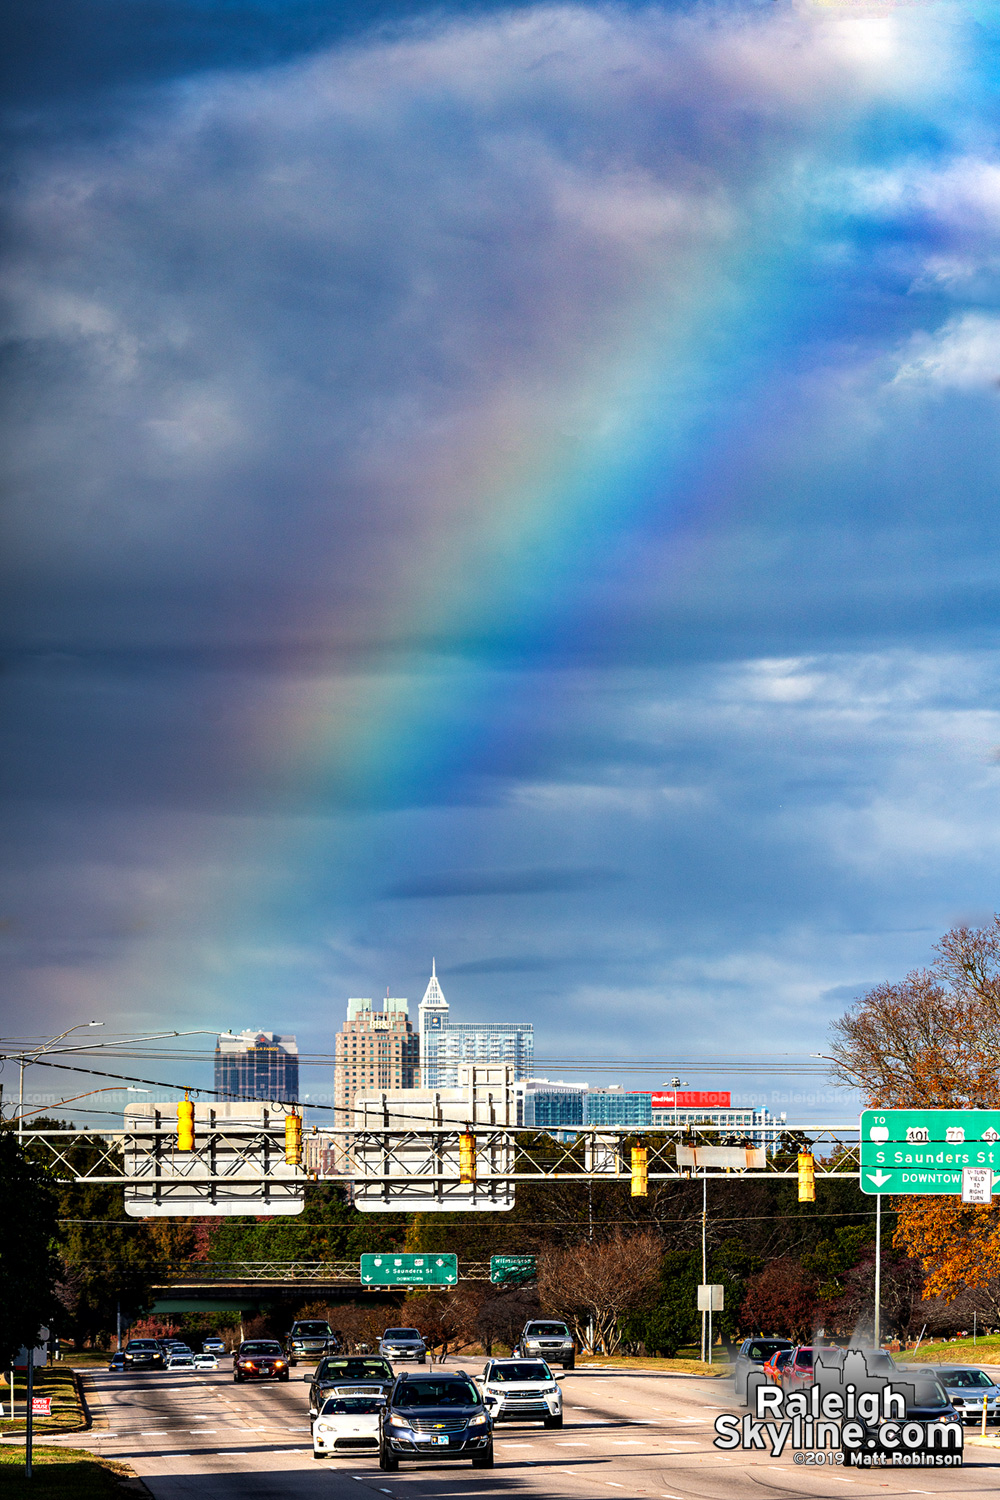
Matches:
[910,1380,949,1407]
[384,1329,420,1339]
[241,1343,281,1355]
[526,1324,568,1337]
[322,1397,383,1414]
[396,1382,481,1408]
[126,1341,158,1350]
[294,1323,330,1336]
[795,1350,814,1368]
[170,1357,194,1364]
[489,1363,550,1382]
[747,1341,791,1360]
[942,1369,994,1388]
[318,1359,391,1380]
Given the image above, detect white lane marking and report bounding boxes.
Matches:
[190,1429,218,1433]
[605,1484,625,1489]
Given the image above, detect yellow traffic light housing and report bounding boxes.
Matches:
[631,1144,648,1197]
[459,1130,476,1185]
[798,1151,815,1202]
[177,1092,194,1151]
[285,1111,302,1167]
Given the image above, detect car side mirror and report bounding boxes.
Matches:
[303,1373,311,1381]
[555,1374,564,1381]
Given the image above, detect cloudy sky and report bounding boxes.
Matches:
[4,0,1000,1123]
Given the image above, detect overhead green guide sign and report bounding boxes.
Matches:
[490,1255,536,1284]
[360,1253,458,1286]
[860,1110,1000,1195]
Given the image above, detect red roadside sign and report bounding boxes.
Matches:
[31,1397,51,1416]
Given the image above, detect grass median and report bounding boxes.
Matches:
[0,1446,134,1500]
[898,1336,1000,1366]
[0,1367,86,1437]
[577,1354,733,1376]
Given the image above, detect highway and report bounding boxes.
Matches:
[53,1359,1000,1499]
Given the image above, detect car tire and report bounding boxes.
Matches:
[234,1374,242,1383]
[379,1448,399,1471]
[418,1356,426,1365]
[564,1357,574,1371]
[472,1446,494,1468]
[313,1451,326,1460]
[279,1373,289,1382]
[544,1415,563,1429]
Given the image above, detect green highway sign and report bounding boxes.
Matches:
[860,1110,1000,1195]
[360,1253,458,1286]
[490,1254,536,1284]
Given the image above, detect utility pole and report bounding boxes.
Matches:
[25,1350,33,1479]
[700,1176,707,1363]
[873,1195,881,1348]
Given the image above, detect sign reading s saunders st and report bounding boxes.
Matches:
[860,1109,1000,1195]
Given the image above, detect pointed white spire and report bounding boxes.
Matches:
[421,960,447,1009]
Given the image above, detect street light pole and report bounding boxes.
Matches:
[17,1022,104,1141]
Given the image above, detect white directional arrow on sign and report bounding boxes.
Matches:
[866,1170,891,1188]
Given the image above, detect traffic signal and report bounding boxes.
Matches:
[285,1111,302,1167]
[177,1093,194,1151]
[459,1130,476,1185]
[631,1144,648,1197]
[797,1151,815,1202]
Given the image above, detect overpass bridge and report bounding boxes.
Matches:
[153,1260,496,1294]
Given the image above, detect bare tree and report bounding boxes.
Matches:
[538,1230,661,1354]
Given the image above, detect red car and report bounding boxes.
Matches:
[781,1346,816,1391]
[234,1339,290,1383]
[762,1348,793,1385]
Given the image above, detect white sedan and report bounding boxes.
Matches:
[194,1353,218,1370]
[312,1395,385,1458]
[479,1358,563,1426]
[166,1353,196,1371]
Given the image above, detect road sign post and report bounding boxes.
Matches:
[489,1255,536,1284]
[359,1254,458,1286]
[860,1109,1000,1195]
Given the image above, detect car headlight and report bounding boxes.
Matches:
[316,1423,333,1434]
[388,1416,412,1430]
[469,1413,489,1427]
[542,1384,559,1394]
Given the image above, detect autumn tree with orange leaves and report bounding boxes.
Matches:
[830,916,1000,1306]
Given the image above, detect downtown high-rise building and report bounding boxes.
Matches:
[418,961,533,1089]
[333,995,420,1118]
[214,1030,299,1103]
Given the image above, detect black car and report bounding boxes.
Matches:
[308,1355,395,1418]
[379,1371,493,1471]
[233,1339,290,1383]
[284,1319,338,1366]
[122,1339,164,1370]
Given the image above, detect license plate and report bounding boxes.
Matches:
[435,1435,449,1445]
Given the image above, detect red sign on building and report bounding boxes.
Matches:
[651,1091,731,1109]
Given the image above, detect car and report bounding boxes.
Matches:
[850,1371,961,1454]
[479,1358,563,1427]
[108,1352,127,1371]
[761,1348,793,1385]
[202,1337,226,1355]
[233,1339,290,1382]
[733,1338,793,1404]
[516,1320,575,1370]
[308,1356,395,1419]
[169,1343,194,1359]
[166,1353,196,1371]
[312,1394,385,1458]
[379,1370,493,1471]
[930,1366,1000,1424]
[379,1327,427,1364]
[284,1319,336,1366]
[193,1352,219,1371]
[780,1346,818,1393]
[122,1339,165,1370]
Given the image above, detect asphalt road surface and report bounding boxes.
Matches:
[46,1359,1000,1499]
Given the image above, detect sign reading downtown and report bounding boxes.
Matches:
[860,1109,1000,1195]
[360,1253,458,1286]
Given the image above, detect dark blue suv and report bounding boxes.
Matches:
[379,1371,493,1470]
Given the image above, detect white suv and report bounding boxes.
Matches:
[479,1358,563,1427]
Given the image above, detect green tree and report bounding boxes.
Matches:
[0,1130,60,1366]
